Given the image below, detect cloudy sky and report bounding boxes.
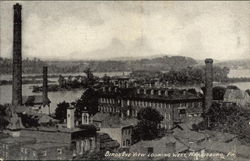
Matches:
[1,1,250,60]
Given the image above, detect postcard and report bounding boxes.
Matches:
[0,1,250,161]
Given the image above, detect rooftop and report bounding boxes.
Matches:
[23,142,68,150]
[0,136,36,145]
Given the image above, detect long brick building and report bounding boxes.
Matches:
[97,86,204,129]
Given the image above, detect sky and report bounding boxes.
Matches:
[0,1,250,61]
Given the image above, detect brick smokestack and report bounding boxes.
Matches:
[204,58,213,127]
[42,66,49,106]
[204,58,213,112]
[12,3,22,106]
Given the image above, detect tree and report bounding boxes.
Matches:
[73,88,99,119]
[0,104,9,129]
[193,102,250,145]
[20,114,39,128]
[55,101,70,123]
[102,74,111,84]
[84,67,95,86]
[132,107,163,142]
[212,86,226,100]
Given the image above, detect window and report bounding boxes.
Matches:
[128,129,131,135]
[123,141,126,146]
[126,140,130,146]
[147,147,153,153]
[57,148,62,155]
[179,109,186,115]
[42,151,47,156]
[24,148,28,154]
[67,114,70,118]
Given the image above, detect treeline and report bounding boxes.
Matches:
[130,66,230,85]
[161,66,230,84]
[0,56,197,74]
[216,59,250,70]
[0,57,46,74]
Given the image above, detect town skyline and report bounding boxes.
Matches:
[1,1,250,61]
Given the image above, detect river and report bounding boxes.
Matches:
[0,70,250,113]
[0,72,128,113]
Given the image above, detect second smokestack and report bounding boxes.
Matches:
[12,3,22,106]
[42,66,49,106]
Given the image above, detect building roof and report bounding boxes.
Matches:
[23,142,68,150]
[203,130,236,143]
[173,125,206,143]
[99,86,203,103]
[38,115,59,124]
[0,136,36,145]
[92,113,137,128]
[224,89,250,100]
[130,134,189,154]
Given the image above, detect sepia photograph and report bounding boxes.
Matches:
[0,1,250,160]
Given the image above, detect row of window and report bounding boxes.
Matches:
[98,106,120,113]
[99,97,203,109]
[122,139,131,147]
[1,144,9,150]
[20,148,62,156]
[0,151,8,159]
[75,138,95,155]
[122,128,132,135]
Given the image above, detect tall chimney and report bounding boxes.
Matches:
[204,58,213,127]
[42,66,49,106]
[12,3,22,106]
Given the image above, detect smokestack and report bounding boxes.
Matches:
[204,58,213,112]
[204,58,213,127]
[12,3,22,106]
[42,66,49,106]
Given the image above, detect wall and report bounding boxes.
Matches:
[20,129,71,144]
[100,128,122,146]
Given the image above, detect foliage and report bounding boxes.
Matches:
[193,102,250,145]
[245,89,250,96]
[212,86,226,100]
[0,104,9,129]
[54,101,70,122]
[84,67,95,86]
[102,74,111,84]
[132,107,164,142]
[73,88,99,119]
[20,114,39,128]
[161,66,230,85]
